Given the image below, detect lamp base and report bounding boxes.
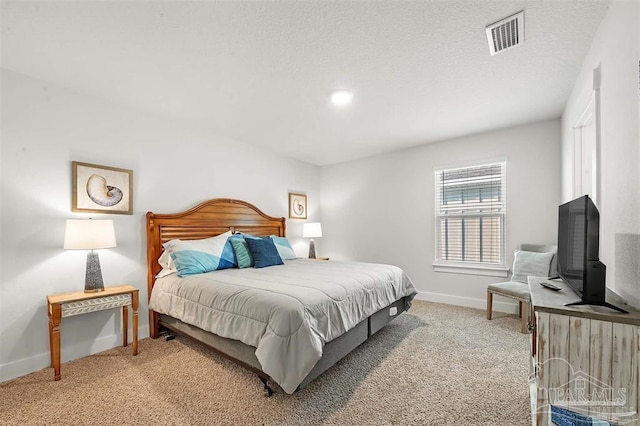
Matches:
[85,250,105,293]
[308,239,316,259]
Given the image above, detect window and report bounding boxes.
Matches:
[434,161,506,271]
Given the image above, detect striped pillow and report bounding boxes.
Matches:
[164,231,236,277]
[230,235,254,269]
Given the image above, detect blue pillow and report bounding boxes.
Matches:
[164,231,236,277]
[270,236,297,260]
[245,237,284,268]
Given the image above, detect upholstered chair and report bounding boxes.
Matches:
[486,244,557,333]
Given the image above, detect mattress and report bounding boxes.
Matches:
[148,259,417,393]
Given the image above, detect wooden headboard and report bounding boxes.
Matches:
[146,198,286,337]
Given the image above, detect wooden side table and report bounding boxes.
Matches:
[47,284,139,380]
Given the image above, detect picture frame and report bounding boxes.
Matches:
[72,161,133,215]
[288,192,307,219]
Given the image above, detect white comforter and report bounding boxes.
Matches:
[148,259,417,393]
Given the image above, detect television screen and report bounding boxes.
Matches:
[557,195,626,313]
[557,197,587,295]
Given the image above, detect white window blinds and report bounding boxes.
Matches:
[435,162,506,266]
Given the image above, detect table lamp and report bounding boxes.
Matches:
[302,222,322,259]
[64,219,116,292]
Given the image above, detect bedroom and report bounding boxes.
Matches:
[1,0,639,424]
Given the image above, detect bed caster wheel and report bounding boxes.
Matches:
[159,329,175,342]
[259,377,273,397]
[264,386,273,398]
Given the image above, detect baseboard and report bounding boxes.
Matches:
[0,325,149,384]
[414,291,519,314]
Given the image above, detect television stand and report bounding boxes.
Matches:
[564,300,629,313]
[528,276,640,426]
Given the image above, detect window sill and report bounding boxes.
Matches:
[433,263,509,278]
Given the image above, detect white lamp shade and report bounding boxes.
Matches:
[302,222,322,238]
[64,219,117,250]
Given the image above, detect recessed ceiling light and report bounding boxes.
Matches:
[330,90,354,106]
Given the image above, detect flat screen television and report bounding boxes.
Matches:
[557,195,626,313]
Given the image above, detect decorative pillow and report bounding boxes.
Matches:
[511,250,554,284]
[164,231,236,277]
[230,235,254,269]
[270,236,297,260]
[245,237,284,268]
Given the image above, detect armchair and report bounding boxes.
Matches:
[486,244,557,333]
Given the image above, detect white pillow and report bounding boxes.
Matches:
[156,250,177,278]
[511,250,554,284]
[158,249,175,269]
[156,267,177,278]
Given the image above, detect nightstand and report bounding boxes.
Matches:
[47,284,139,380]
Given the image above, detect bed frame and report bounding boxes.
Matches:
[146,198,410,395]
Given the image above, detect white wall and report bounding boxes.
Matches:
[0,69,320,382]
[320,119,561,310]
[561,0,639,307]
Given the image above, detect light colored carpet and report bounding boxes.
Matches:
[0,301,530,425]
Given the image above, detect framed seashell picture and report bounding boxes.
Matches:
[72,161,133,215]
[288,192,307,220]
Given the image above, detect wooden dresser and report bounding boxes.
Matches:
[528,276,640,425]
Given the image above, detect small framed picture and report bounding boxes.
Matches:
[72,161,133,215]
[289,193,307,219]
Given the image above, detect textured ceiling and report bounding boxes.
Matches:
[1,1,609,166]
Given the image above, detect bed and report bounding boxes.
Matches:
[146,198,417,395]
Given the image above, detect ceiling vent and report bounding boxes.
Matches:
[485,11,524,56]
